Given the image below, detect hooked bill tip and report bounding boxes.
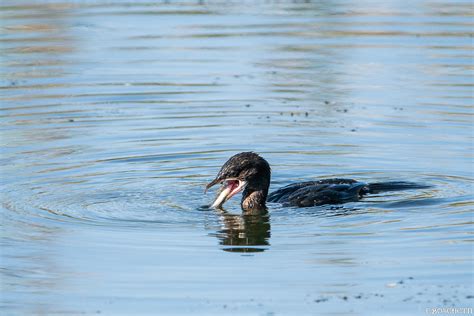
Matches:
[205,178,220,193]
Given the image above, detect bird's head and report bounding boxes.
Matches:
[206,152,271,209]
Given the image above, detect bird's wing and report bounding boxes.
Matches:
[269,181,367,207]
[267,178,359,203]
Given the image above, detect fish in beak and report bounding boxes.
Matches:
[206,177,247,208]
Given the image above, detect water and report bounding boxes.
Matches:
[1,1,473,315]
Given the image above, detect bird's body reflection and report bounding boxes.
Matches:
[215,209,270,253]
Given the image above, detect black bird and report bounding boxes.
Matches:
[206,152,429,213]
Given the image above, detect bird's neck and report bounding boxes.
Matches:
[241,188,268,214]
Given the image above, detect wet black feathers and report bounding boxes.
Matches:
[214,152,270,183]
[267,180,367,207]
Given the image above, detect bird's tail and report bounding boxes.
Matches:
[365,181,431,194]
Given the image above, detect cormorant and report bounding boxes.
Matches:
[206,152,429,213]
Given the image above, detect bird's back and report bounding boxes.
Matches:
[267,179,367,207]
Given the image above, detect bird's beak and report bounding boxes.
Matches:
[205,178,221,193]
[206,177,246,208]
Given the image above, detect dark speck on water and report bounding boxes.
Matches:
[314,298,329,303]
[1,0,472,315]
